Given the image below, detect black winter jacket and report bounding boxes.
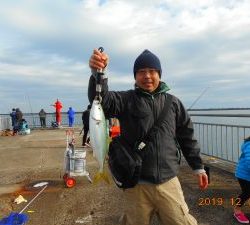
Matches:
[88,74,203,184]
[82,109,90,128]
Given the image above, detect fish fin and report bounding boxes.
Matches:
[107,136,112,144]
[93,172,111,185]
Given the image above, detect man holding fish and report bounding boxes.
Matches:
[88,48,208,225]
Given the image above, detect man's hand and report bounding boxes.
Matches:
[89,49,109,70]
[197,173,208,190]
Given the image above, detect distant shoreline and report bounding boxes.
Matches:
[1,107,250,116]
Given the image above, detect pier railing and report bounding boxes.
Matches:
[193,122,250,163]
[190,112,250,163]
[0,112,84,130]
[1,112,250,164]
[0,117,11,131]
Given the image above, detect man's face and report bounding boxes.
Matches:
[135,68,160,92]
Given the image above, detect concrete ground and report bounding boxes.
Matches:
[0,128,249,225]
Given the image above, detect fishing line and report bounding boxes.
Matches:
[187,86,210,110]
[19,184,48,214]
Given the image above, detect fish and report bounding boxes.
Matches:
[89,99,110,184]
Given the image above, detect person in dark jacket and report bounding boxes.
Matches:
[67,107,75,127]
[233,136,250,224]
[88,48,208,225]
[39,109,47,128]
[14,108,23,134]
[15,108,23,123]
[82,104,91,147]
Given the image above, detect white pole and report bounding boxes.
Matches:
[19,185,48,214]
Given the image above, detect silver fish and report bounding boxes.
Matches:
[89,99,110,184]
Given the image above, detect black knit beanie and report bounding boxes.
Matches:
[133,49,162,78]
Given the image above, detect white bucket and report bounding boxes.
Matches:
[70,150,86,173]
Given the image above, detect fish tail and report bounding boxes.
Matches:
[93,171,111,184]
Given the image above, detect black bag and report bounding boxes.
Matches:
[108,94,173,189]
[108,136,142,189]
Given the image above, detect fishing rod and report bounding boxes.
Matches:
[19,184,48,214]
[25,92,36,127]
[187,87,211,189]
[187,86,210,110]
[0,184,48,224]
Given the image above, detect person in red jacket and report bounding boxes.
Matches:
[52,99,63,125]
[110,118,121,139]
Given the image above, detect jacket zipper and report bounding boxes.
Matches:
[151,95,160,182]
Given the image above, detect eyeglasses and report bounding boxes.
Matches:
[136,69,158,76]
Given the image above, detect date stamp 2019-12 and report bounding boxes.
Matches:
[198,197,248,206]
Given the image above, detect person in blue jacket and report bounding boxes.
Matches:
[67,107,75,127]
[10,108,16,128]
[234,136,250,224]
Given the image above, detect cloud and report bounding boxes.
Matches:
[0,0,250,113]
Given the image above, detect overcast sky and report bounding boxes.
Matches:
[0,0,250,114]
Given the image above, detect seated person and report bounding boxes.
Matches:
[18,119,30,135]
